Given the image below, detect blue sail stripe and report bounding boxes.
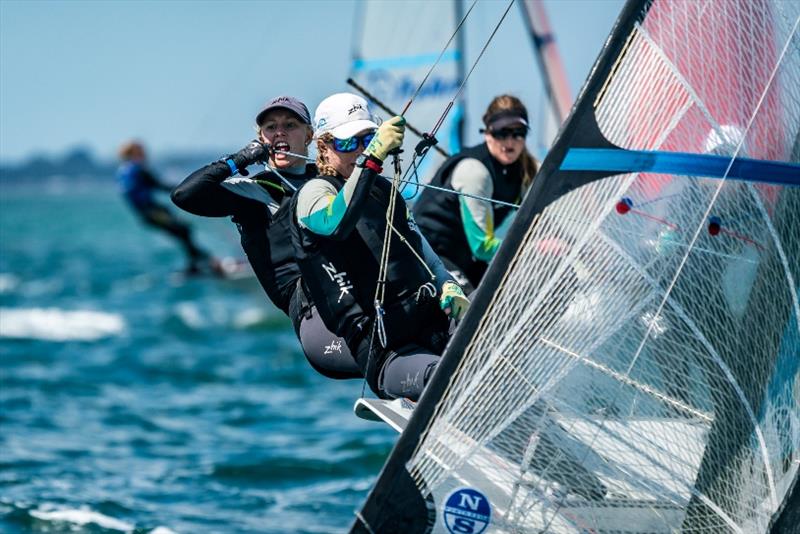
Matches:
[352,50,461,72]
[560,148,800,186]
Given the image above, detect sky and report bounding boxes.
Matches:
[0,0,624,164]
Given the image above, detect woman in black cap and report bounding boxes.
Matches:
[172,96,360,380]
[413,95,539,293]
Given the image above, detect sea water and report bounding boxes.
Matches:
[0,181,395,533]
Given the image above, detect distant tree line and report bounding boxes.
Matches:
[0,146,224,184]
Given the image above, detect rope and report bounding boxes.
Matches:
[372,155,404,347]
[400,0,517,186]
[399,0,479,116]
[273,148,518,208]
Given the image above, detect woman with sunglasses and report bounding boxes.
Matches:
[414,95,539,293]
[291,93,469,401]
[172,96,360,380]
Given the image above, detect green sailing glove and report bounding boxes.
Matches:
[440,281,470,321]
[363,115,406,162]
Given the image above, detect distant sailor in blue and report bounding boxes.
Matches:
[292,93,469,401]
[414,95,539,293]
[171,96,360,379]
[116,140,212,274]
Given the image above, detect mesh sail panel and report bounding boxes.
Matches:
[403,1,800,532]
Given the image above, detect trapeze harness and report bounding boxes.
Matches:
[291,171,449,397]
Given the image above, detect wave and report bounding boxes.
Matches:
[30,506,134,532]
[169,301,287,332]
[0,307,126,341]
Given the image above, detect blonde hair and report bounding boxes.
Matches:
[315,133,338,176]
[483,95,538,188]
[118,140,145,162]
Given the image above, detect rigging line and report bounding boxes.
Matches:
[399,0,479,116]
[272,148,517,208]
[393,177,521,208]
[346,78,451,158]
[273,149,314,161]
[375,156,404,307]
[400,0,517,185]
[389,223,435,280]
[252,178,285,193]
[430,0,516,137]
[263,162,298,192]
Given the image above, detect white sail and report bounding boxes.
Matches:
[350,1,465,195]
[353,0,800,532]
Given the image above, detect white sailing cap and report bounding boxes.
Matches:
[313,93,379,139]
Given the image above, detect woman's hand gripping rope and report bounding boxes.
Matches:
[440,281,469,321]
[364,116,406,163]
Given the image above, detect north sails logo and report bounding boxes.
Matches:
[443,487,491,534]
[322,262,353,303]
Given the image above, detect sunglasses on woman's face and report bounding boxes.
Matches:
[331,132,375,153]
[487,128,528,140]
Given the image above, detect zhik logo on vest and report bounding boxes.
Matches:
[442,487,491,534]
[324,339,343,354]
[322,262,353,303]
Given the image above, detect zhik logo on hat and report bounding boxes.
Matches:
[256,96,312,126]
[314,93,379,139]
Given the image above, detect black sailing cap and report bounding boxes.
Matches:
[256,96,312,126]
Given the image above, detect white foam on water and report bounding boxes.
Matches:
[0,307,126,341]
[233,306,269,329]
[30,507,134,531]
[174,302,206,329]
[150,527,180,534]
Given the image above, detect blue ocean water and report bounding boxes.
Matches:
[0,182,395,533]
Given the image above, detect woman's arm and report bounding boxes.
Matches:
[297,116,405,239]
[171,161,267,218]
[451,158,501,262]
[295,165,379,239]
[140,168,172,192]
[415,222,454,291]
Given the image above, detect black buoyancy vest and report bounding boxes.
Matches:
[291,174,443,348]
[236,165,316,315]
[413,143,522,272]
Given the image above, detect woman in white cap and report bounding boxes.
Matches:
[291,93,469,401]
[172,96,360,380]
[413,95,538,293]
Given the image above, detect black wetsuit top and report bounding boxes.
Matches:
[171,162,316,315]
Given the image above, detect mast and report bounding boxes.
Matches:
[452,0,466,152]
[518,0,573,124]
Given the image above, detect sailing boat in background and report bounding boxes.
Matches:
[348,0,573,194]
[351,0,800,532]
